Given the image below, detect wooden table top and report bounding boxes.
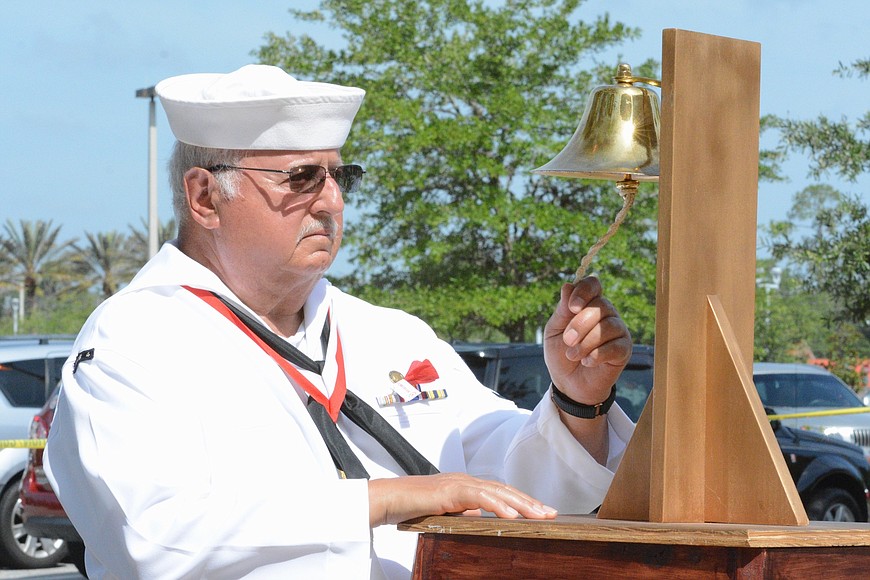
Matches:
[398,514,870,548]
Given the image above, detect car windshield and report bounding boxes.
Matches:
[754,373,863,408]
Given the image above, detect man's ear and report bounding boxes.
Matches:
[184,167,221,229]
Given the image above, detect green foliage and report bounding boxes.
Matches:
[0,219,79,314]
[760,58,870,384]
[766,187,869,324]
[758,115,788,182]
[0,291,98,336]
[355,279,563,341]
[753,263,870,388]
[771,115,869,182]
[0,219,176,335]
[127,217,178,266]
[256,0,658,342]
[768,59,869,183]
[820,327,869,389]
[834,58,870,79]
[760,189,870,383]
[71,231,140,299]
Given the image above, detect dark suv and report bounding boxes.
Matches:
[454,342,870,522]
[452,342,552,410]
[452,342,655,416]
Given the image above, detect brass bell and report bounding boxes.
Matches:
[533,63,661,182]
[533,64,661,282]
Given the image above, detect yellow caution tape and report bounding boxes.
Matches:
[0,439,46,449]
[3,407,867,448]
[767,407,870,421]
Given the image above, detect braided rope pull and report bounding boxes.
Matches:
[572,177,639,284]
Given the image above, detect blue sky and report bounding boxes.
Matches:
[2,1,867,276]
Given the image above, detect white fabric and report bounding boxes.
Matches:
[156,64,365,149]
[45,242,634,579]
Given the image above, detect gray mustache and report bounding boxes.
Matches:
[298,217,337,241]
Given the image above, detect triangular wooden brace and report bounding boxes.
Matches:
[598,297,807,525]
[703,295,807,525]
[597,389,652,520]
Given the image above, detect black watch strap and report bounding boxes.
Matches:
[550,383,616,419]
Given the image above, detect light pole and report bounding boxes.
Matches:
[756,266,783,327]
[10,297,19,335]
[135,86,158,259]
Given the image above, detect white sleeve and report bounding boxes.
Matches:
[502,389,635,513]
[429,339,634,513]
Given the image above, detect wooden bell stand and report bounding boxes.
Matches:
[597,27,802,526]
[400,29,870,578]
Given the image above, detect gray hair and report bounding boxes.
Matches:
[167,142,247,230]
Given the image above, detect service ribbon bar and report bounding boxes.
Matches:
[377,389,448,408]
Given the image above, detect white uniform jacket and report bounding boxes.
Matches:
[45,242,634,579]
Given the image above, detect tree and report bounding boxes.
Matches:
[766,187,869,324]
[71,230,139,299]
[127,218,178,268]
[0,219,77,315]
[769,59,869,182]
[753,257,869,388]
[764,58,869,325]
[257,0,659,342]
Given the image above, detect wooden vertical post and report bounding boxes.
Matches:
[597,29,807,525]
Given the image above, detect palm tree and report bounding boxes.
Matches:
[72,231,139,299]
[127,218,178,268]
[0,219,77,314]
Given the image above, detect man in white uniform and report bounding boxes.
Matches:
[46,64,635,579]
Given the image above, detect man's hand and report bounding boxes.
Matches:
[368,473,557,527]
[544,277,631,403]
[543,277,631,461]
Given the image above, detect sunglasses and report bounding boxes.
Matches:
[207,164,366,194]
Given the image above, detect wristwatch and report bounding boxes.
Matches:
[550,383,616,419]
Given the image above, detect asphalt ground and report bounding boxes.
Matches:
[0,565,83,579]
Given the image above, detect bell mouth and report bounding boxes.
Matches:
[533,168,659,182]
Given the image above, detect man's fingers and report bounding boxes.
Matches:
[371,473,558,526]
[575,335,633,367]
[547,278,604,340]
[443,475,557,520]
[568,277,602,313]
[561,297,624,350]
[486,483,557,519]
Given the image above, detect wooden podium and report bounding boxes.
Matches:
[400,28,870,578]
[401,515,870,579]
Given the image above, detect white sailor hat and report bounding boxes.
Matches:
[155,64,365,150]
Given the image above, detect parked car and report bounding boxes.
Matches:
[0,336,73,568]
[19,383,86,576]
[753,362,870,459]
[452,342,655,414]
[773,420,870,521]
[454,342,870,522]
[452,342,551,410]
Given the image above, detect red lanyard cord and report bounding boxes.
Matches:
[183,285,439,478]
[183,285,346,421]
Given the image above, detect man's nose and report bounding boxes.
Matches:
[312,176,344,214]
